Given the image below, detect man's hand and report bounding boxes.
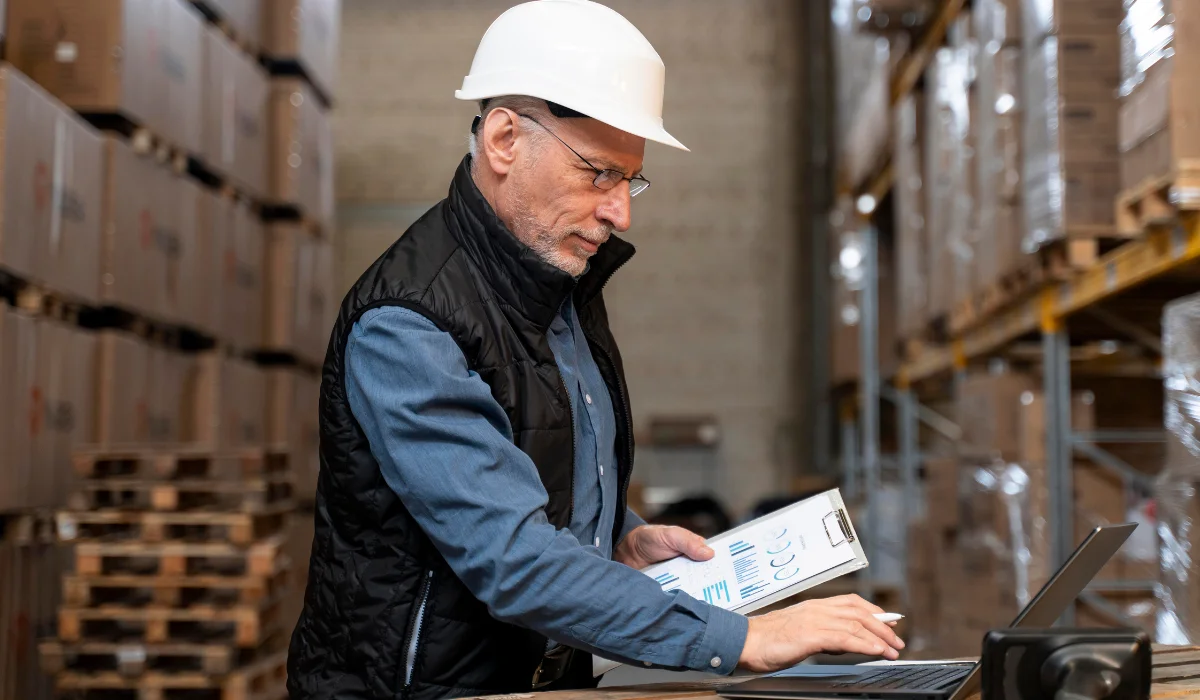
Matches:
[614,524,714,570]
[738,595,905,673]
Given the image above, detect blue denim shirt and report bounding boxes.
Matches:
[345,303,747,675]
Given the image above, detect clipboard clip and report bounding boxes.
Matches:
[823,509,855,546]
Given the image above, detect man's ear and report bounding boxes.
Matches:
[479,108,520,177]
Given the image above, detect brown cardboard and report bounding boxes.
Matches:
[956,371,1038,459]
[894,92,927,338]
[36,321,97,508]
[0,67,54,286]
[264,225,332,364]
[185,353,267,447]
[267,368,320,500]
[261,0,340,100]
[146,344,190,444]
[94,330,151,446]
[100,137,154,318]
[204,0,261,49]
[202,26,269,197]
[190,189,222,336]
[164,0,205,154]
[0,538,67,700]
[925,457,959,532]
[0,307,36,512]
[268,78,334,231]
[8,0,164,138]
[218,198,265,349]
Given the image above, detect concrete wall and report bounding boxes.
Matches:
[335,0,806,514]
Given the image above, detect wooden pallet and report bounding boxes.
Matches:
[58,600,282,648]
[53,648,287,700]
[40,637,284,677]
[74,536,287,578]
[1116,164,1200,235]
[63,569,291,609]
[57,506,291,546]
[69,476,294,514]
[73,447,289,482]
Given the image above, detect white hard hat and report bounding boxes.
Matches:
[456,0,688,151]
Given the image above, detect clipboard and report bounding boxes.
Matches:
[592,488,867,676]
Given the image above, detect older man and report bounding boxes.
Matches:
[286,2,904,698]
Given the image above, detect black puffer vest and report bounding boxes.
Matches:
[287,156,636,699]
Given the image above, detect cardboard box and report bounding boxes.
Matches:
[1026,0,1124,39]
[261,0,340,100]
[267,368,320,501]
[34,321,97,508]
[1118,0,1200,191]
[214,197,265,349]
[0,65,105,302]
[830,228,897,383]
[264,225,332,364]
[199,0,261,50]
[202,26,269,197]
[925,457,959,532]
[0,537,66,700]
[268,78,334,232]
[956,371,1038,459]
[0,307,36,512]
[185,353,267,448]
[99,341,188,446]
[7,0,205,155]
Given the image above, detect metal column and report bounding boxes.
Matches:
[1043,328,1076,625]
[842,416,860,500]
[858,225,881,599]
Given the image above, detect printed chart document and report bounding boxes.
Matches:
[593,489,867,676]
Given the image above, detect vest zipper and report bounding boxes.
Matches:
[403,570,434,691]
[559,373,578,526]
[586,340,635,531]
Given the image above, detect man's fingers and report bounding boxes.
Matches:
[665,527,713,561]
[826,631,891,658]
[828,608,905,650]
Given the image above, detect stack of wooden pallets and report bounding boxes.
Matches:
[40,447,294,700]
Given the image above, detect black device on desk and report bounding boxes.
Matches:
[718,522,1137,700]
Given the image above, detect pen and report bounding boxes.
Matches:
[873,612,904,623]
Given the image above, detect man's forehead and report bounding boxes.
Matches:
[561,118,646,173]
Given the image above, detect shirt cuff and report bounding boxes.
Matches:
[617,507,647,545]
[692,605,748,675]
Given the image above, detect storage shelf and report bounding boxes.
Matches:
[900,214,1200,383]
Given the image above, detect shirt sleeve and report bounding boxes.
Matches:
[617,507,647,546]
[344,306,748,674]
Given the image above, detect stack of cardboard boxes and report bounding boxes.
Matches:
[1022,0,1123,246]
[1117,0,1199,213]
[0,0,339,693]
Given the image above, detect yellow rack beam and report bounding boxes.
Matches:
[899,214,1200,382]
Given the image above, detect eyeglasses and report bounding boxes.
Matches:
[518,114,651,197]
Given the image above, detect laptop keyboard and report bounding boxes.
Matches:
[828,666,971,691]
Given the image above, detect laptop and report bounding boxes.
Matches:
[719,523,1137,700]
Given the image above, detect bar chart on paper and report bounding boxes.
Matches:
[639,492,857,612]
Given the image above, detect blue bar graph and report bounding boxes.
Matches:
[729,541,754,557]
[654,572,680,588]
[702,580,732,605]
[740,581,769,599]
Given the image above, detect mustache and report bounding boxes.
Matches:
[567,225,615,245]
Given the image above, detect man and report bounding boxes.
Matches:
[287,2,904,698]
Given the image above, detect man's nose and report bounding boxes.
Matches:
[596,184,632,233]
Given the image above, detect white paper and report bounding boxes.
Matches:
[640,493,856,612]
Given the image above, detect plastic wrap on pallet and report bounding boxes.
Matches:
[923,43,973,317]
[833,0,893,189]
[1022,37,1067,251]
[1157,293,1200,644]
[893,92,927,338]
[974,0,1025,289]
[1119,0,1175,98]
[957,458,1044,620]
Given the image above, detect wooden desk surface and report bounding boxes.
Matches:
[466,646,1200,700]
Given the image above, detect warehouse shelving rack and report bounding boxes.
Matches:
[834,0,1186,627]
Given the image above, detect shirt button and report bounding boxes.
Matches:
[594,537,600,547]
[644,661,653,667]
[585,393,593,405]
[710,657,722,668]
[599,464,604,476]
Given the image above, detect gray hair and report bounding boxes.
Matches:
[468,95,553,159]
